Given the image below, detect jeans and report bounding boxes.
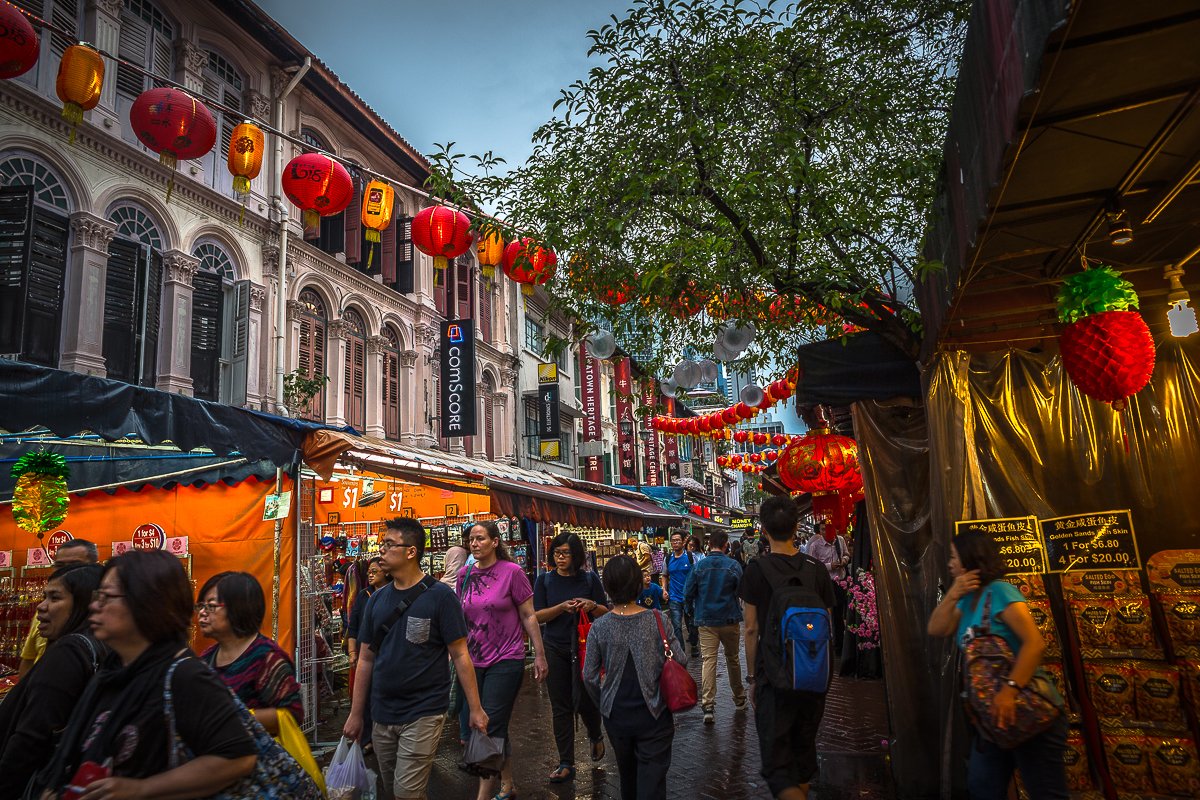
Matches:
[668,600,698,652]
[754,680,826,795]
[545,642,603,765]
[698,624,745,710]
[967,715,1069,800]
[458,657,525,746]
[605,711,674,800]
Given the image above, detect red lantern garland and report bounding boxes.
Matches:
[503,238,557,296]
[0,3,39,79]
[282,153,354,230]
[412,205,473,270]
[129,88,216,199]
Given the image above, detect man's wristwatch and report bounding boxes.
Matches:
[1004,679,1021,690]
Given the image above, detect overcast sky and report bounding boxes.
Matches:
[254,0,631,172]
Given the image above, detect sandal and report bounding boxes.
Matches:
[493,789,519,800]
[548,762,576,783]
[591,739,606,762]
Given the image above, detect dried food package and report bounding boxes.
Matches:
[1177,660,1200,720]
[1071,598,1115,652]
[1064,730,1093,791]
[1062,569,1142,597]
[1026,599,1061,657]
[1133,663,1185,726]
[1103,732,1153,794]
[1085,661,1135,720]
[1002,573,1047,600]
[1160,594,1200,657]
[1111,597,1160,654]
[1147,736,1200,797]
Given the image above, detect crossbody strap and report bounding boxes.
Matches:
[374,575,435,650]
[68,633,99,671]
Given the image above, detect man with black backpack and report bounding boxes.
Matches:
[741,496,837,800]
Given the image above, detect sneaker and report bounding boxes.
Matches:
[703,708,715,724]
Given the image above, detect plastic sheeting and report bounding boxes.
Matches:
[855,339,1200,799]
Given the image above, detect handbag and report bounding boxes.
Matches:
[164,658,323,800]
[961,588,1064,749]
[577,610,592,674]
[258,707,326,796]
[652,610,697,712]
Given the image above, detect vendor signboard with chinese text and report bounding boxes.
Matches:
[1039,510,1139,572]
[955,516,1046,574]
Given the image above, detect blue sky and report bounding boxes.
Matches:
[255,0,631,171]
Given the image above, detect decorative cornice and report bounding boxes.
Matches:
[286,299,305,322]
[262,245,280,279]
[163,251,200,287]
[176,40,209,76]
[413,322,438,349]
[366,335,389,355]
[270,68,291,101]
[500,367,519,386]
[90,0,122,17]
[399,350,418,368]
[69,212,115,251]
[249,285,267,312]
[246,90,270,123]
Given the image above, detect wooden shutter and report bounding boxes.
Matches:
[434,260,447,317]
[190,271,223,401]
[479,280,492,343]
[23,202,67,367]
[383,349,399,440]
[0,187,33,357]
[381,201,397,285]
[456,260,472,321]
[344,179,362,265]
[297,313,326,421]
[343,333,366,431]
[103,239,140,383]
[228,280,250,406]
[139,248,163,387]
[394,217,413,294]
[48,1,78,63]
[485,393,495,461]
[116,14,148,98]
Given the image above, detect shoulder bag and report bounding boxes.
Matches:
[652,610,697,712]
[961,587,1064,749]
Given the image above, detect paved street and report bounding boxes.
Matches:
[322,652,893,799]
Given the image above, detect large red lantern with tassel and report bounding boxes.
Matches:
[0,3,38,79]
[282,153,354,230]
[129,88,217,170]
[503,237,557,295]
[776,428,863,495]
[412,205,472,270]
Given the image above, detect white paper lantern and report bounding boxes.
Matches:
[712,338,736,362]
[586,329,617,359]
[739,383,764,407]
[673,360,701,389]
[697,359,718,382]
[719,320,756,354]
[659,377,679,398]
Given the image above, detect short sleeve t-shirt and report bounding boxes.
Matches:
[637,583,664,610]
[360,579,469,726]
[533,570,608,648]
[739,552,836,678]
[956,581,1025,655]
[459,560,534,667]
[665,552,694,603]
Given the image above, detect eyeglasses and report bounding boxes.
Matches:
[195,602,226,615]
[552,549,572,558]
[378,541,414,553]
[91,590,125,606]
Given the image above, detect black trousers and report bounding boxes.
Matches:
[754,681,826,796]
[545,642,603,765]
[605,711,674,800]
[831,581,847,656]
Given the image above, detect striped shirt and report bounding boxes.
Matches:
[201,634,304,724]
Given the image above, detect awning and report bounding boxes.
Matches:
[488,479,650,531]
[554,477,685,527]
[0,359,346,468]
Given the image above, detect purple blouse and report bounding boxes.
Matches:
[458,559,533,667]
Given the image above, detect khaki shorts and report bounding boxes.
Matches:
[372,714,445,800]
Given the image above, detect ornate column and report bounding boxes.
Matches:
[156,250,200,395]
[284,299,305,378]
[60,213,115,375]
[411,322,439,448]
[364,335,389,438]
[399,349,419,444]
[500,365,519,464]
[475,379,490,459]
[84,0,121,130]
[247,285,268,408]
[325,318,350,427]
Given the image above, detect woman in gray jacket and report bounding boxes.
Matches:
[583,555,688,800]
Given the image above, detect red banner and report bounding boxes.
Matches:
[662,396,678,484]
[641,378,662,486]
[615,358,638,484]
[580,341,604,482]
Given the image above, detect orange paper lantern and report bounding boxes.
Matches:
[227,121,264,196]
[476,230,504,279]
[56,44,104,138]
[361,179,395,270]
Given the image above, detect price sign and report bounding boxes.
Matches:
[46,530,74,560]
[955,516,1046,574]
[132,523,166,551]
[26,547,51,567]
[1040,510,1139,572]
[112,541,133,556]
[0,551,10,568]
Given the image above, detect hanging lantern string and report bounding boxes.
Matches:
[13,6,521,233]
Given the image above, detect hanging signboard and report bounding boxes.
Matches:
[662,397,678,483]
[440,319,477,438]
[537,362,561,440]
[132,522,166,551]
[1039,509,1139,572]
[580,341,603,482]
[955,516,1046,575]
[614,358,638,484]
[641,379,661,486]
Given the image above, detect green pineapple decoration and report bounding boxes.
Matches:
[10,450,70,537]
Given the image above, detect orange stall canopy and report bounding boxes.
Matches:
[306,470,491,526]
[0,475,296,655]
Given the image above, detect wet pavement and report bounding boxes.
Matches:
[319,650,893,799]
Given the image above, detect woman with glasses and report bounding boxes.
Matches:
[534,531,610,783]
[0,563,105,796]
[32,550,258,798]
[197,571,304,735]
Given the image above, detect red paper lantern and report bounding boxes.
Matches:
[752,432,768,446]
[129,88,217,171]
[765,450,779,461]
[735,402,754,419]
[503,237,557,296]
[0,3,39,79]
[776,428,863,495]
[716,455,729,467]
[730,455,743,467]
[741,464,753,474]
[771,433,787,447]
[733,430,749,443]
[282,153,354,230]
[756,394,774,411]
[721,407,740,426]
[413,205,473,270]
[697,417,712,433]
[749,452,762,464]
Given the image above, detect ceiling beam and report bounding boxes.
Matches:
[1022,84,1194,130]
[1058,8,1200,51]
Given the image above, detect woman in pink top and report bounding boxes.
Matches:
[458,521,548,800]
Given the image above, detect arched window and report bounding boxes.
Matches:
[483,372,496,461]
[104,203,164,386]
[116,0,176,147]
[201,49,244,195]
[0,152,70,366]
[341,308,367,431]
[190,242,249,404]
[296,289,327,421]
[382,327,401,441]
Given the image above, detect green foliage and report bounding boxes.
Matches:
[427,0,970,369]
[1056,265,1140,324]
[283,369,329,411]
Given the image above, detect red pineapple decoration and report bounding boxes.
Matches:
[1056,265,1155,409]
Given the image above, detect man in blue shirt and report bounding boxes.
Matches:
[661,530,699,657]
[684,529,746,723]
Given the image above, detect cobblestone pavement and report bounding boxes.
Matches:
[320,651,893,799]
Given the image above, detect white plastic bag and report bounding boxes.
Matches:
[324,737,373,800]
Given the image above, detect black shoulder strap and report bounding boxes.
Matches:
[69,633,99,671]
[374,576,435,650]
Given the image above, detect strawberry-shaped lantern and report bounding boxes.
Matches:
[1056,265,1155,409]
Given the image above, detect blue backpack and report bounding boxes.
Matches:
[759,553,833,693]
